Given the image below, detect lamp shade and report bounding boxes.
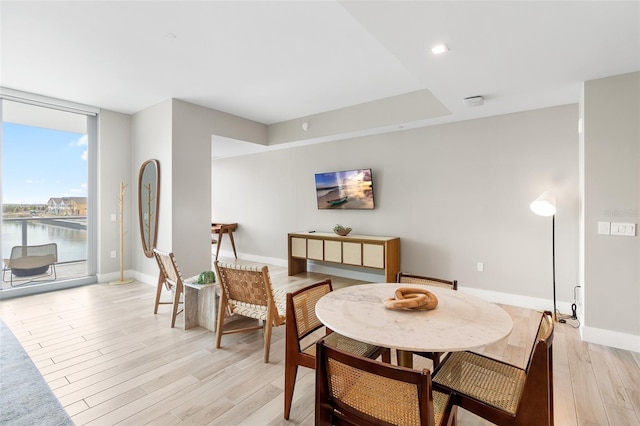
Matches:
[530,191,556,216]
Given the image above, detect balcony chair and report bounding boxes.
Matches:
[315,338,457,426]
[396,272,458,369]
[2,243,57,286]
[152,248,185,328]
[284,279,391,420]
[214,261,286,363]
[432,310,554,425]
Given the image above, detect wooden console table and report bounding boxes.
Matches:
[288,232,400,282]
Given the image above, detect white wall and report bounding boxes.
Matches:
[131,100,173,281]
[582,72,639,350]
[96,109,132,282]
[170,100,213,278]
[212,104,580,312]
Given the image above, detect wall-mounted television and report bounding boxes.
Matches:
[314,168,375,210]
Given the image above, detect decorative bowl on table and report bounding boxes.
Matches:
[333,224,352,236]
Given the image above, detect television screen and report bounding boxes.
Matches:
[314,168,375,210]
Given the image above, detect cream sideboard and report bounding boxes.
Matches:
[288,232,400,282]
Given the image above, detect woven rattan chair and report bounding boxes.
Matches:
[433,310,554,425]
[284,279,391,420]
[396,272,458,369]
[152,249,185,328]
[315,338,457,426]
[214,261,286,363]
[2,243,58,286]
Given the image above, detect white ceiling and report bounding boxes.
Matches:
[2,1,639,155]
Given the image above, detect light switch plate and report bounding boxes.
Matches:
[598,221,610,235]
[611,222,636,236]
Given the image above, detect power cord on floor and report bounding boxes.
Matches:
[558,285,581,328]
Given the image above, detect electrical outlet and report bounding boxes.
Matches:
[477,262,484,272]
[110,213,117,222]
[110,250,116,258]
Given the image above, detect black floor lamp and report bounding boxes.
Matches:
[530,191,558,322]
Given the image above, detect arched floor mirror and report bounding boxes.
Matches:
[138,159,160,257]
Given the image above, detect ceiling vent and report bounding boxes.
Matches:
[463,96,484,107]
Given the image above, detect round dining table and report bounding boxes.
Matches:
[315,283,514,368]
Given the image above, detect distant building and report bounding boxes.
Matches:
[47,197,87,215]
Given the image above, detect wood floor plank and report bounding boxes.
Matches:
[1,261,639,425]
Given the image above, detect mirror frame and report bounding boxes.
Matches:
[138,159,160,258]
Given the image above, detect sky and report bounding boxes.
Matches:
[2,122,87,204]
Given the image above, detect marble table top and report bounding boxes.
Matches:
[315,283,513,353]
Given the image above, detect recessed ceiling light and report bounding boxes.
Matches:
[431,44,449,55]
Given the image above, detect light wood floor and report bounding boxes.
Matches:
[1,261,639,425]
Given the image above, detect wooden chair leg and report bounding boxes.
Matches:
[263,318,273,363]
[170,285,181,328]
[382,349,391,363]
[284,359,299,419]
[154,273,164,314]
[215,293,227,348]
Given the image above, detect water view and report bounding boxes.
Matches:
[2,220,87,263]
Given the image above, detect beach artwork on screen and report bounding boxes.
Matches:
[314,169,375,210]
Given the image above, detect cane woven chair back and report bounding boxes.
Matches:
[214,261,286,363]
[152,249,185,328]
[395,272,458,368]
[315,339,456,426]
[284,280,390,419]
[433,311,555,425]
[396,272,458,290]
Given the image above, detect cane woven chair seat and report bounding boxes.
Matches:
[215,261,286,363]
[433,310,555,425]
[316,339,456,426]
[432,351,526,414]
[301,331,382,358]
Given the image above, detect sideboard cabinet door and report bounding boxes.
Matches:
[324,240,342,263]
[362,244,384,268]
[342,242,362,265]
[291,237,307,258]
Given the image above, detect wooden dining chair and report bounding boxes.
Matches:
[214,261,286,363]
[396,272,458,368]
[152,248,185,328]
[284,279,390,420]
[315,338,457,426]
[432,310,554,425]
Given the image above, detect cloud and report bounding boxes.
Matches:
[81,150,88,161]
[77,135,88,146]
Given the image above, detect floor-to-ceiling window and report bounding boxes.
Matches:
[1,93,98,296]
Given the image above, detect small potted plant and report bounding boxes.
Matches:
[196,270,216,284]
[333,224,352,236]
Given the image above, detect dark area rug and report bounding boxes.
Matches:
[0,319,74,425]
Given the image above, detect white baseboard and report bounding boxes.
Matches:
[581,325,640,353]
